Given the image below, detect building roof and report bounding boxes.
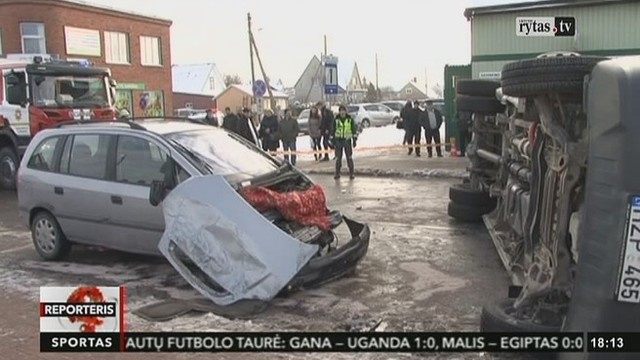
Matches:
[0,0,172,25]
[464,0,634,19]
[347,63,366,91]
[172,63,226,97]
[215,84,289,100]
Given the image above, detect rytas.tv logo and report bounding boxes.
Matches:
[516,17,576,37]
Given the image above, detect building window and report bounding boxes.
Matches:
[406,88,413,95]
[104,31,130,64]
[21,22,46,54]
[140,36,161,66]
[209,77,215,90]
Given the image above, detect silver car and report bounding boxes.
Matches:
[17,119,370,304]
[296,109,310,134]
[346,103,400,128]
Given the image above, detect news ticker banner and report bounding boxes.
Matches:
[39,287,640,353]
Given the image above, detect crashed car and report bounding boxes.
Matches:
[449,52,640,344]
[16,119,370,305]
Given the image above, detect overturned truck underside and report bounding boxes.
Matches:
[158,171,371,307]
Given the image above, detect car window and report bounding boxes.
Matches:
[364,105,378,111]
[346,106,359,114]
[115,135,168,186]
[27,136,62,171]
[63,134,110,179]
[297,110,309,120]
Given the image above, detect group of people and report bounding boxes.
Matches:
[397,100,444,158]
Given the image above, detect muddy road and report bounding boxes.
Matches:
[0,175,534,360]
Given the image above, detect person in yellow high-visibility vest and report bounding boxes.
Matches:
[333,105,359,180]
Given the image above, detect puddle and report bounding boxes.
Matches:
[399,262,469,301]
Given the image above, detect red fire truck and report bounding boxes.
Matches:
[0,54,117,190]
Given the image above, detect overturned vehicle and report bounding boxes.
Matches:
[448,53,640,342]
[18,120,370,308]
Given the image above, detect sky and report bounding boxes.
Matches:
[82,0,537,90]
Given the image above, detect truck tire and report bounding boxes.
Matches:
[480,298,561,332]
[501,55,608,98]
[0,147,18,190]
[456,80,500,97]
[447,201,495,222]
[449,183,496,207]
[456,95,505,114]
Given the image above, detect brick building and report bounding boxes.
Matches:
[0,0,173,117]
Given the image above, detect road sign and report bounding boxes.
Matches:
[253,80,267,97]
[256,97,264,113]
[324,56,338,95]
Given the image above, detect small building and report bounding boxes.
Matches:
[396,81,427,101]
[171,63,226,112]
[464,0,640,79]
[214,84,288,114]
[0,0,173,117]
[345,63,367,103]
[292,55,324,104]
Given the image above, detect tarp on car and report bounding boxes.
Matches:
[158,175,319,306]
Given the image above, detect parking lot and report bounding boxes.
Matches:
[0,174,523,359]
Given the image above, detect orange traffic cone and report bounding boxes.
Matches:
[450,137,459,157]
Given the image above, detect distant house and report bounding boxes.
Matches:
[397,81,427,101]
[293,56,324,104]
[172,63,226,112]
[345,63,367,103]
[214,84,289,113]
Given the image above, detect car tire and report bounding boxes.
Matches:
[449,183,496,207]
[0,147,19,191]
[501,55,609,98]
[456,80,500,97]
[480,298,561,332]
[456,95,505,114]
[447,201,495,222]
[361,119,370,128]
[31,211,71,261]
[392,116,400,124]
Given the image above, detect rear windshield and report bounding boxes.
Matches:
[346,106,359,113]
[165,129,279,181]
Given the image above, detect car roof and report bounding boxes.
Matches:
[140,120,212,135]
[38,119,218,138]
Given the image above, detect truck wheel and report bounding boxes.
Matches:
[480,298,561,332]
[456,80,500,97]
[31,211,71,261]
[456,95,505,114]
[447,201,495,222]
[0,148,18,191]
[501,55,608,98]
[449,183,496,207]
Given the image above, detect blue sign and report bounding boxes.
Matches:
[324,63,338,95]
[253,80,267,97]
[633,196,640,207]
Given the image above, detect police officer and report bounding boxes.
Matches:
[333,105,358,180]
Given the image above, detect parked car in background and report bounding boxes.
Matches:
[296,109,310,134]
[381,101,406,123]
[346,103,400,128]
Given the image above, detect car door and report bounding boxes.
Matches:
[363,105,379,124]
[377,104,395,125]
[103,134,172,255]
[54,133,115,247]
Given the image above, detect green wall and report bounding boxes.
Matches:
[444,64,472,148]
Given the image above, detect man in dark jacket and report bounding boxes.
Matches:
[423,100,444,157]
[203,109,218,126]
[258,109,279,153]
[222,107,238,132]
[235,108,260,146]
[279,109,300,165]
[318,102,334,161]
[405,101,422,156]
[333,105,358,180]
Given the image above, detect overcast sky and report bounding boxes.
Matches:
[82,0,536,89]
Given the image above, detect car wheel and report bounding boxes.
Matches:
[0,147,19,191]
[456,80,501,97]
[447,201,494,222]
[500,54,609,99]
[449,183,496,207]
[392,116,400,124]
[361,119,370,128]
[31,211,71,261]
[480,298,561,332]
[456,95,505,114]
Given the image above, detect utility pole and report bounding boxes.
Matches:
[322,35,327,103]
[250,31,275,109]
[248,13,256,107]
[375,53,379,100]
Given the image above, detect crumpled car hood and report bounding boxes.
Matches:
[158,175,319,306]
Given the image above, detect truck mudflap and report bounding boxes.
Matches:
[158,175,320,306]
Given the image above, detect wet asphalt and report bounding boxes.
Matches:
[0,175,540,360]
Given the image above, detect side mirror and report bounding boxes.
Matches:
[149,180,167,207]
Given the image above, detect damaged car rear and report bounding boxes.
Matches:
[17,119,370,306]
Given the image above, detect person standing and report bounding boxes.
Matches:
[222,107,238,132]
[203,109,218,126]
[333,105,358,180]
[259,109,280,154]
[424,100,444,157]
[456,111,472,157]
[318,102,334,161]
[308,105,323,161]
[399,101,412,145]
[235,108,260,146]
[279,109,300,165]
[405,101,422,156]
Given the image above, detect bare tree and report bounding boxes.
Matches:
[224,74,243,87]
